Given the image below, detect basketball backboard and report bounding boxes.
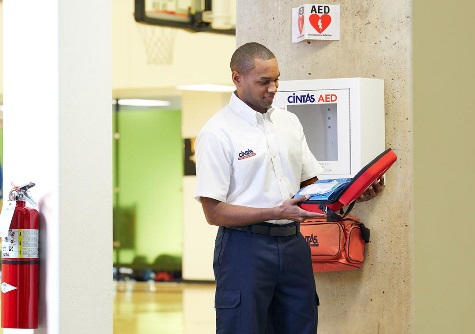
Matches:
[134,0,236,35]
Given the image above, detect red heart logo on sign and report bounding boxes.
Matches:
[309,14,332,33]
[298,15,304,34]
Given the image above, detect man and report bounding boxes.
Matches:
[195,42,383,334]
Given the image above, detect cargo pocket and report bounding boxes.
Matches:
[215,290,241,333]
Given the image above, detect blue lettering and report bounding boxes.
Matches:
[287,93,296,104]
[287,93,316,104]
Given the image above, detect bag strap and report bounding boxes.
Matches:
[319,201,356,221]
[322,206,371,244]
[360,224,370,243]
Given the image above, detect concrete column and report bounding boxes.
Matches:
[236,1,411,333]
[3,0,112,333]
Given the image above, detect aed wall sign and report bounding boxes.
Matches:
[292,4,340,43]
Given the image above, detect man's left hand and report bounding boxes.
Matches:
[356,177,385,202]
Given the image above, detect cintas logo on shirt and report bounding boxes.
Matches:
[238,149,256,160]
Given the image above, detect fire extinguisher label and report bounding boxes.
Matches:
[1,229,39,259]
[0,200,16,238]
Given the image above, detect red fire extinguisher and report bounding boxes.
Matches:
[1,182,39,329]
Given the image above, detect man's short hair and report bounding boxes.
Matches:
[230,42,276,74]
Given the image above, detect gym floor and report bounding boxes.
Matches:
[114,281,216,334]
[0,282,216,333]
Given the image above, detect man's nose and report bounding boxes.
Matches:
[268,81,278,93]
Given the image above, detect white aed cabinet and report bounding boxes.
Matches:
[274,78,385,179]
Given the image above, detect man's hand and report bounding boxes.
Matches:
[279,195,324,222]
[201,196,322,227]
[356,177,385,202]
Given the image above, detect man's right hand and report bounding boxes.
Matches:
[278,195,324,222]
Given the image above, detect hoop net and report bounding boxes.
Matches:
[136,24,178,65]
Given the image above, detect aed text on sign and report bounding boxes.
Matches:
[311,5,330,14]
[287,93,338,104]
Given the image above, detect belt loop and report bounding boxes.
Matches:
[246,225,252,235]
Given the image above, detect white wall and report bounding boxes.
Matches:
[181,91,231,281]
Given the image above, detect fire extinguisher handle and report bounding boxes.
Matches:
[18,182,36,192]
[9,182,37,207]
[23,193,38,207]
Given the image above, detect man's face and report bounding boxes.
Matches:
[233,58,280,113]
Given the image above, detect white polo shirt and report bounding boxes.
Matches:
[195,93,324,222]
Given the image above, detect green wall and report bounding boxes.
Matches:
[113,108,183,266]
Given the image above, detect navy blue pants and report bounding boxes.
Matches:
[213,225,319,334]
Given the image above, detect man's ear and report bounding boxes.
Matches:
[232,71,241,86]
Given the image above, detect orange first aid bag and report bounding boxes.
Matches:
[300,215,370,272]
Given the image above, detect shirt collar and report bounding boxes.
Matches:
[229,92,275,126]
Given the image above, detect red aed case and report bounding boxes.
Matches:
[299,148,397,216]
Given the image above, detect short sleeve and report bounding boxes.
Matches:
[194,129,233,203]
